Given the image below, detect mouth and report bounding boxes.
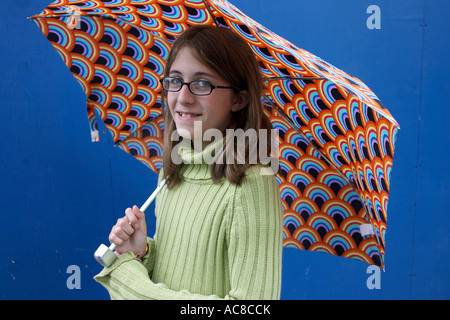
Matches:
[176,111,202,120]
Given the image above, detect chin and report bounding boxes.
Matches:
[173,124,195,140]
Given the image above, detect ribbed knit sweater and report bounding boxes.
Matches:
[94,140,283,300]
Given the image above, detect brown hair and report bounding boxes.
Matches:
[162,25,275,188]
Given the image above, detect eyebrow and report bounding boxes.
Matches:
[168,70,217,79]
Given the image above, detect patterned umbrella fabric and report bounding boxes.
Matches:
[31,0,399,268]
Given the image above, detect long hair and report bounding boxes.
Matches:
[162,25,275,188]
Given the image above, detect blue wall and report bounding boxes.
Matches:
[1,0,448,299]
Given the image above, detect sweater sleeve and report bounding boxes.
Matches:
[94,166,283,300]
[140,237,157,276]
[94,252,226,300]
[226,166,283,300]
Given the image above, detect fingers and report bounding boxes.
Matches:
[124,206,139,229]
[125,205,145,230]
[109,216,134,246]
[108,206,146,247]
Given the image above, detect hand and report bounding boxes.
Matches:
[109,205,147,255]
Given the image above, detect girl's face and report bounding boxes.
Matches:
[167,47,248,148]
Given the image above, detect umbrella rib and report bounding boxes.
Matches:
[202,0,221,28]
[265,97,358,190]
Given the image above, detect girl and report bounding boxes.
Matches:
[95,25,283,300]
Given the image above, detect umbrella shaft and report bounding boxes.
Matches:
[140,179,167,212]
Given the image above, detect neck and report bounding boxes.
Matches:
[187,133,226,152]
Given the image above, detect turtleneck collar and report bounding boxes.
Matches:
[177,137,225,182]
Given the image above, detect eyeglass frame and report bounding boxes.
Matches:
[160,77,236,96]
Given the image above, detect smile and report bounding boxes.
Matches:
[177,112,202,119]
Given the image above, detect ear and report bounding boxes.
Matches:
[231,90,249,112]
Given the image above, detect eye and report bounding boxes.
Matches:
[163,77,183,90]
[170,77,182,85]
[196,80,212,88]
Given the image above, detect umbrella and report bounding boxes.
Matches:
[30,0,399,269]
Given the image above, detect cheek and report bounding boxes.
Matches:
[166,95,176,113]
[203,104,233,130]
[204,94,232,113]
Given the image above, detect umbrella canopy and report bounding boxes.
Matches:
[31,0,399,268]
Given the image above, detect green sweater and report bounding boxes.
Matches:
[94,140,283,300]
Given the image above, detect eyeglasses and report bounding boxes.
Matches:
[160,77,235,96]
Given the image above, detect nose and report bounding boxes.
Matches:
[176,82,196,104]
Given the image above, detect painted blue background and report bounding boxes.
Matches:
[1,0,448,299]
